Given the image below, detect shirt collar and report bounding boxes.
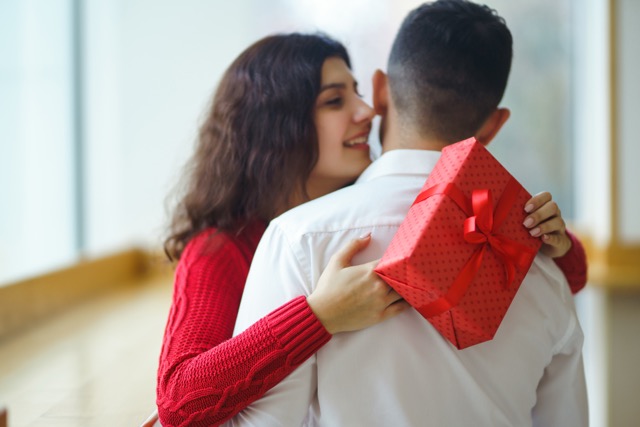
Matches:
[356,149,442,184]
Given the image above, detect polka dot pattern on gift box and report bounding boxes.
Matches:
[375,138,542,349]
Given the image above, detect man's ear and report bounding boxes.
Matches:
[372,69,389,116]
[475,108,510,146]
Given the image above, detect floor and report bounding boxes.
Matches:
[0,271,629,427]
[0,273,173,427]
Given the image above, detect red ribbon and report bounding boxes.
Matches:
[411,179,537,319]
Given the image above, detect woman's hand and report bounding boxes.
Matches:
[523,192,572,258]
[306,234,409,334]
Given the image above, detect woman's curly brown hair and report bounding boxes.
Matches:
[164,33,351,260]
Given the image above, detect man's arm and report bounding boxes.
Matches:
[532,315,589,426]
[227,223,317,426]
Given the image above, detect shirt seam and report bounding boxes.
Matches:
[551,311,578,355]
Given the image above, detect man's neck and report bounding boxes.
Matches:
[379,111,449,154]
[380,131,448,154]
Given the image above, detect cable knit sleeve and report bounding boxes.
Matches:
[156,230,331,427]
[553,230,588,294]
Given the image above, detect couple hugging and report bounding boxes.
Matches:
[155,1,588,426]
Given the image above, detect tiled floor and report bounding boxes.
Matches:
[0,273,173,427]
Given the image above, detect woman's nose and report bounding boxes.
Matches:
[353,98,375,123]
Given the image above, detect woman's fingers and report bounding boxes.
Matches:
[382,299,410,319]
[529,216,565,237]
[523,191,573,258]
[524,191,552,214]
[385,289,403,304]
[524,200,560,230]
[331,233,372,267]
[542,233,562,246]
[310,234,412,333]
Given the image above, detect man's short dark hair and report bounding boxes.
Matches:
[388,0,512,143]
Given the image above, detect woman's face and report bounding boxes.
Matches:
[307,57,375,199]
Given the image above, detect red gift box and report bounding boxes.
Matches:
[375,138,541,349]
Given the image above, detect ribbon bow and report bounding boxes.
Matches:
[411,179,537,318]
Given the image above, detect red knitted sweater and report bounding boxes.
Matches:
[156,223,587,427]
[156,221,331,426]
[554,230,588,294]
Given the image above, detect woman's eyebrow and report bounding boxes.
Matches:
[319,82,347,93]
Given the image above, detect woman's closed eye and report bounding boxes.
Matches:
[325,97,344,107]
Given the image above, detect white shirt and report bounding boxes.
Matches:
[228,149,588,427]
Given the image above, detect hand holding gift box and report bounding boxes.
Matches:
[375,138,542,349]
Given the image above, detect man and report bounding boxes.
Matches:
[228,1,588,425]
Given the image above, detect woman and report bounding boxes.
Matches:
[155,33,586,427]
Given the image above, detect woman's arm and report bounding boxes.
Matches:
[156,233,404,427]
[523,192,588,294]
[551,230,588,294]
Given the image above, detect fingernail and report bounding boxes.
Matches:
[359,232,372,239]
[529,227,541,237]
[524,204,534,213]
[523,217,534,228]
[542,234,550,241]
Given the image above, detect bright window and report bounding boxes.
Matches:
[0,0,77,284]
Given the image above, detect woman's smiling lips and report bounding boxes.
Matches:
[343,132,370,149]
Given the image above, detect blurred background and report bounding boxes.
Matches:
[0,0,579,283]
[0,0,638,426]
